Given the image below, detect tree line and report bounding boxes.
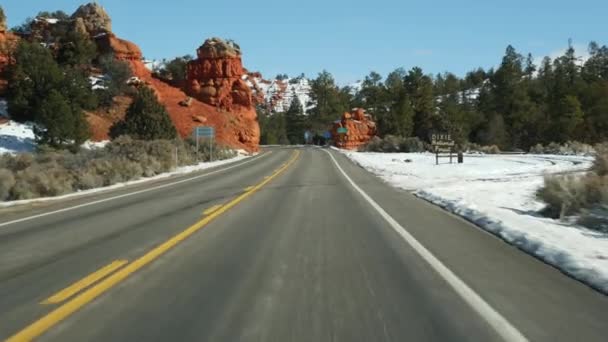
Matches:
[261,41,608,150]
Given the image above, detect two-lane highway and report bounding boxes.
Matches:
[1,147,607,341]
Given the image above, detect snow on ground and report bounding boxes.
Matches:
[339,150,608,294]
[0,116,109,154]
[0,120,36,154]
[0,154,252,208]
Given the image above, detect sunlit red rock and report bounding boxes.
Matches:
[331,108,377,150]
[94,34,259,152]
[185,38,254,111]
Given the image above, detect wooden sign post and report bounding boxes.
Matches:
[431,133,457,165]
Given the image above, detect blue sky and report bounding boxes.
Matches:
[2,0,606,84]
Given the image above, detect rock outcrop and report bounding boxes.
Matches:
[71,3,112,36]
[0,8,19,95]
[185,38,254,112]
[94,35,260,151]
[331,108,377,150]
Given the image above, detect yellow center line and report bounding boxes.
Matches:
[41,260,129,305]
[7,150,300,342]
[202,204,223,216]
[244,186,254,192]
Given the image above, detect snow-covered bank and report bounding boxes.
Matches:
[0,119,111,154]
[0,154,252,209]
[339,150,608,294]
[0,120,36,154]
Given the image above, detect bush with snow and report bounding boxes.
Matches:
[361,136,426,153]
[529,141,595,156]
[537,145,608,232]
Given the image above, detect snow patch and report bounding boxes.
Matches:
[0,120,36,154]
[339,150,608,294]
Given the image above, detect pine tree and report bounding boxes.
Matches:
[405,67,435,141]
[34,90,90,149]
[110,87,177,140]
[285,95,306,144]
[8,41,65,122]
[57,31,97,67]
[308,70,349,132]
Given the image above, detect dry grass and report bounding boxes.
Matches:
[537,144,608,232]
[0,136,236,201]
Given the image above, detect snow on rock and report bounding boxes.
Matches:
[339,150,608,294]
[244,75,313,114]
[0,120,36,154]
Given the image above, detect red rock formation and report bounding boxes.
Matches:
[331,108,377,150]
[185,38,254,113]
[0,27,19,95]
[96,34,259,152]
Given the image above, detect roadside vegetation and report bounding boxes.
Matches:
[260,41,608,154]
[0,136,236,201]
[537,144,608,232]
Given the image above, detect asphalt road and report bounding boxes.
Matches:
[1,147,607,342]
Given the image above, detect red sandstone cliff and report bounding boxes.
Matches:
[102,35,260,152]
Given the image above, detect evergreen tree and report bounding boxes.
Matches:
[110,87,177,140]
[34,90,90,149]
[384,68,414,137]
[8,41,64,122]
[97,54,133,107]
[57,31,97,67]
[405,67,435,141]
[308,70,349,132]
[285,95,306,144]
[157,55,193,83]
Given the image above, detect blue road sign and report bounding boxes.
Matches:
[323,131,332,139]
[193,126,215,138]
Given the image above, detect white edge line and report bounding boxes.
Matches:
[0,152,271,228]
[324,149,528,342]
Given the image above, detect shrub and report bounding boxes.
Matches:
[593,144,608,176]
[399,137,426,153]
[464,143,501,154]
[537,174,592,218]
[530,141,595,156]
[361,135,427,153]
[110,87,177,140]
[0,137,238,202]
[0,168,15,201]
[537,146,608,232]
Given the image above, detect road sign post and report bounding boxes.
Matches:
[193,126,216,162]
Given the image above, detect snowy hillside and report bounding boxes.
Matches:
[339,150,608,294]
[244,75,313,114]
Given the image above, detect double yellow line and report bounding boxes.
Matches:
[7,150,300,342]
